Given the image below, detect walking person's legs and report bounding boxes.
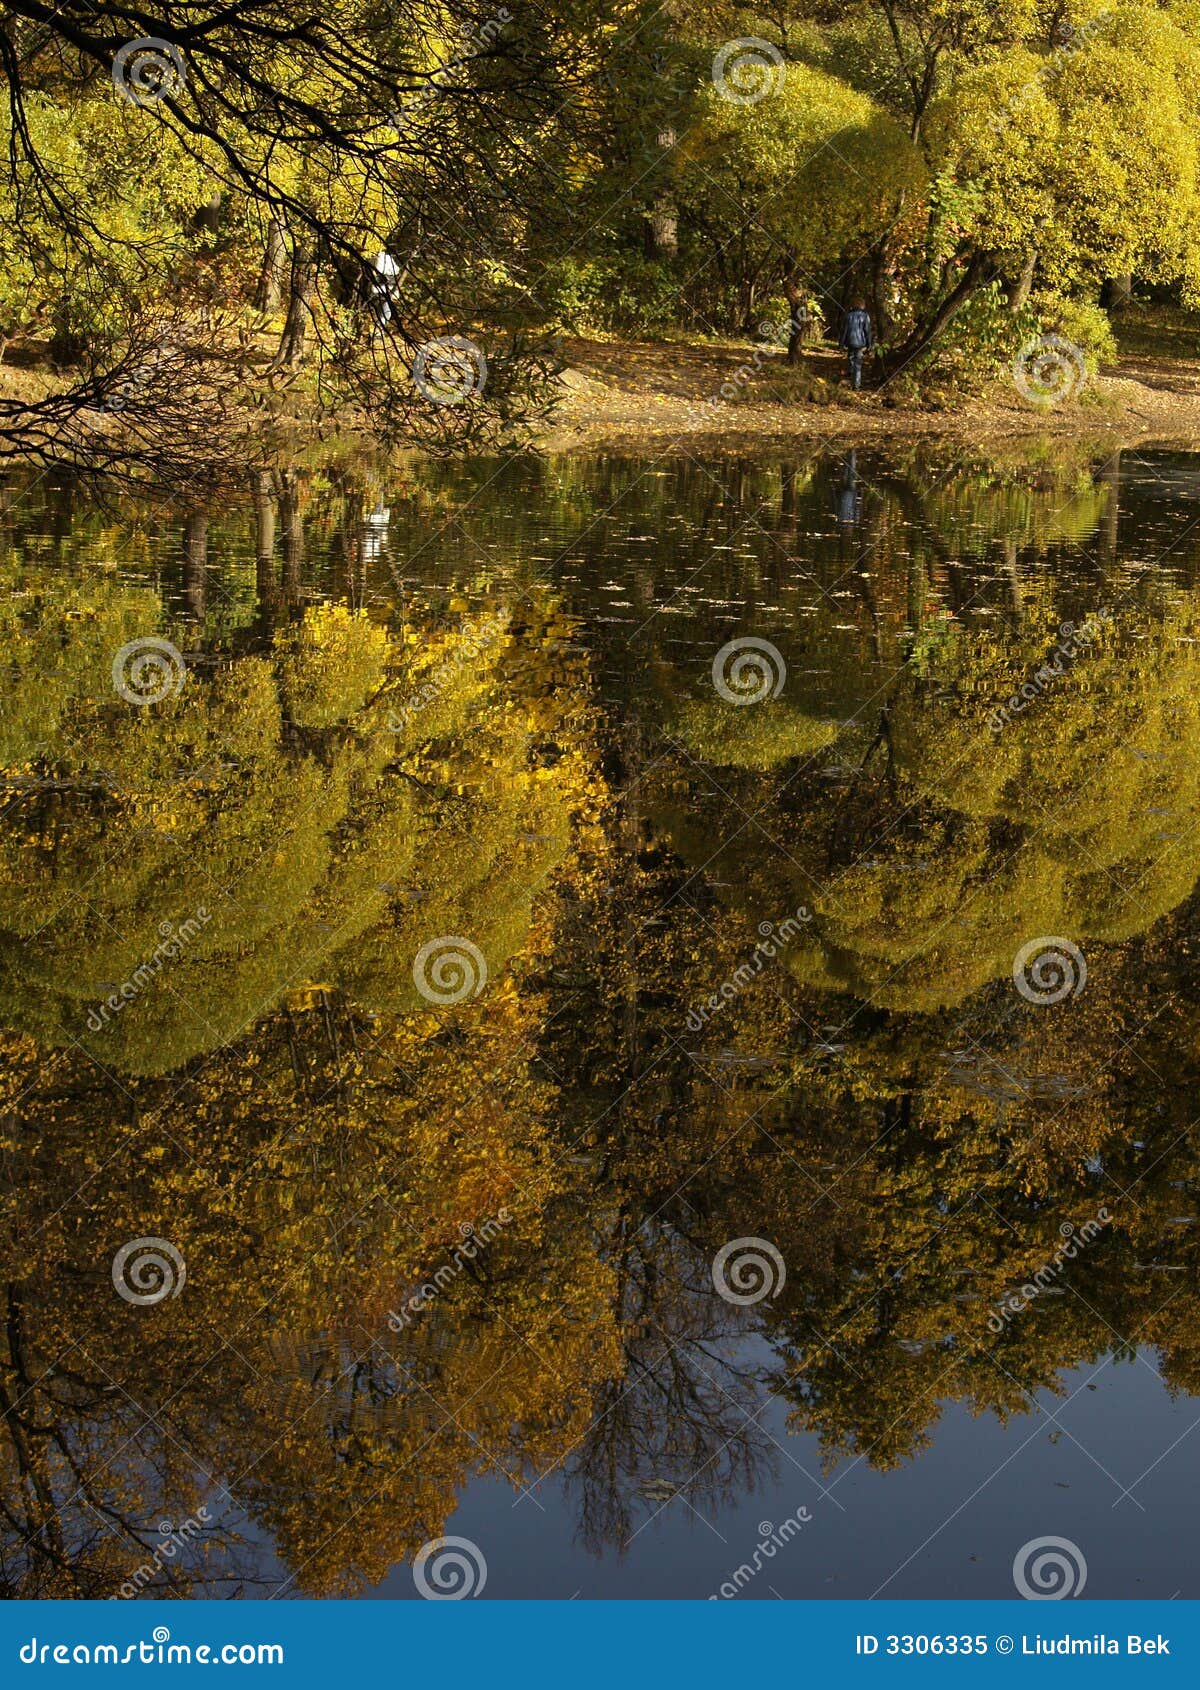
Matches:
[369,288,393,344]
[848,349,864,390]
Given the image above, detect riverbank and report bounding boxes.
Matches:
[5,311,1200,474]
[541,328,1200,452]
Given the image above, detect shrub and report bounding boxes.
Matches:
[541,254,680,336]
[1029,292,1118,371]
[913,284,1116,399]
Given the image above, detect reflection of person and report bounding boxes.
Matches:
[835,450,861,526]
[838,298,875,391]
[362,496,390,565]
[368,250,401,329]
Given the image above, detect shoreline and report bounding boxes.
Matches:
[7,330,1200,474]
[536,335,1200,455]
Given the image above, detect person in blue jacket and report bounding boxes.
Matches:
[839,298,875,390]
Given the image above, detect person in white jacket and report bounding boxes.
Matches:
[368,250,401,329]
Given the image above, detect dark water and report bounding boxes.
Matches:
[3,442,1200,1600]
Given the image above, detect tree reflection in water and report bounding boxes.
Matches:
[2,444,1199,1595]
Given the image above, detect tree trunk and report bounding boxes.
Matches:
[257,218,287,314]
[889,253,991,372]
[183,512,208,624]
[279,472,304,604]
[1101,273,1133,311]
[273,247,317,371]
[1098,447,1122,562]
[783,276,807,366]
[253,470,277,637]
[644,199,678,260]
[642,128,678,260]
[191,191,222,244]
[870,240,894,339]
[1007,248,1038,313]
[48,302,86,367]
[1001,536,1022,620]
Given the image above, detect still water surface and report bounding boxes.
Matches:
[2,443,1200,1598]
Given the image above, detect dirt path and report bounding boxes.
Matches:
[541,335,1200,452]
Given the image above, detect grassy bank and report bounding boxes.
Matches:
[542,311,1200,453]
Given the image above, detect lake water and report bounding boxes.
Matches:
[3,441,1200,1599]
